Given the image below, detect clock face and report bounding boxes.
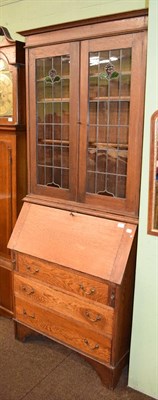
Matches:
[0,72,13,117]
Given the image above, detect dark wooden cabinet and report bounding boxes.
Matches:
[0,28,27,317]
[8,11,147,388]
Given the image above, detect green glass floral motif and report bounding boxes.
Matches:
[45,68,61,85]
[100,62,119,81]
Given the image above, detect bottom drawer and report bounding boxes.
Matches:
[15,297,112,364]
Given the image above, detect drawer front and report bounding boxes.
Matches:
[14,274,114,336]
[15,296,112,364]
[16,253,109,305]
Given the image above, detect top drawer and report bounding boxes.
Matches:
[16,253,110,306]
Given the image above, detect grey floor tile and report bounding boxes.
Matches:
[20,352,153,400]
[0,318,154,400]
[16,352,102,400]
[0,317,71,400]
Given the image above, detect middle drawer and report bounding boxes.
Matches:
[14,273,114,337]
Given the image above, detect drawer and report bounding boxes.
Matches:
[16,253,110,305]
[14,274,114,336]
[14,296,112,364]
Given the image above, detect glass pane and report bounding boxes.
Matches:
[37,103,44,123]
[62,169,69,189]
[97,150,107,173]
[99,102,108,125]
[87,47,131,199]
[98,126,107,144]
[37,166,45,185]
[121,74,131,96]
[87,148,96,171]
[107,174,116,196]
[122,49,132,72]
[109,102,119,125]
[118,150,127,175]
[62,56,70,76]
[62,147,69,168]
[36,55,70,189]
[99,76,108,98]
[54,80,61,98]
[54,125,61,141]
[88,126,97,144]
[45,103,53,121]
[89,102,97,125]
[45,58,53,76]
[37,145,44,164]
[36,81,44,101]
[54,146,61,167]
[62,79,69,98]
[62,103,69,123]
[87,171,95,193]
[45,123,53,140]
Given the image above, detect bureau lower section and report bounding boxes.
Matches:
[12,247,136,389]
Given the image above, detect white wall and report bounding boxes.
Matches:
[129,0,158,398]
[0,0,147,40]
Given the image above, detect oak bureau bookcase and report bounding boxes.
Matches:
[8,10,148,388]
[0,27,27,317]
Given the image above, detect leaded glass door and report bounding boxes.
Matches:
[79,33,145,216]
[28,32,146,216]
[28,42,79,201]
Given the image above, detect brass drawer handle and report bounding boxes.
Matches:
[33,268,39,274]
[85,310,101,323]
[22,285,35,295]
[84,339,99,351]
[79,284,96,296]
[23,309,35,319]
[26,265,40,274]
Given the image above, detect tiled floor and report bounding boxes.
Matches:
[0,317,155,400]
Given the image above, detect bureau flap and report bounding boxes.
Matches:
[8,202,137,284]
